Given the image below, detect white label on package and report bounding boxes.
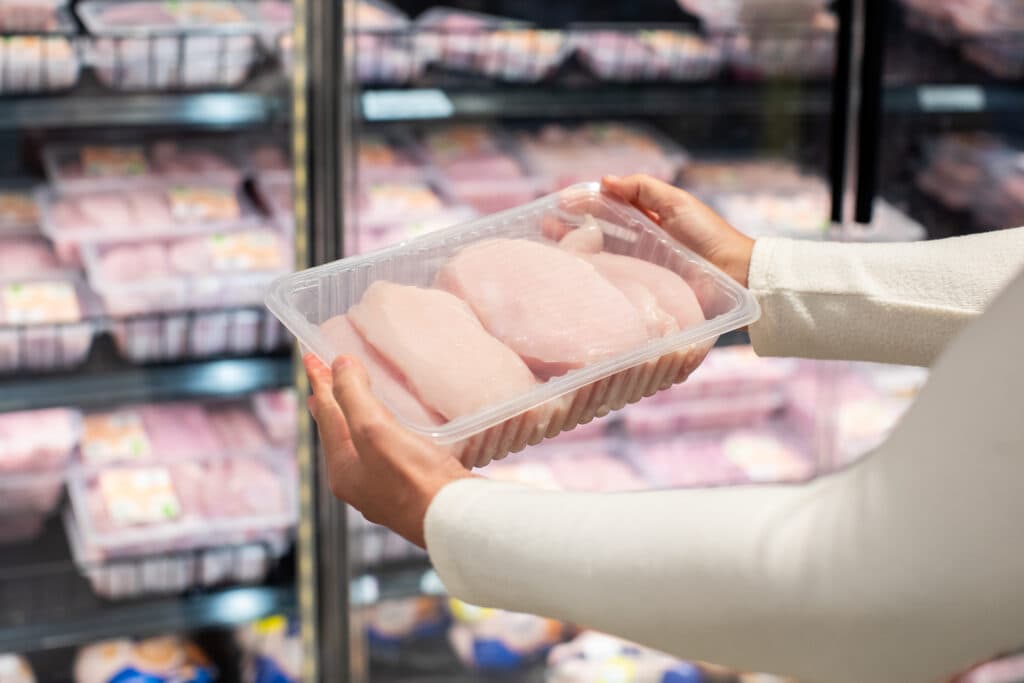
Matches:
[362,89,454,121]
[82,412,152,464]
[169,187,240,222]
[99,467,181,526]
[917,86,985,112]
[208,231,280,271]
[1,281,80,325]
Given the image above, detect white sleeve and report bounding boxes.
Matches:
[747,228,1024,366]
[425,262,1024,683]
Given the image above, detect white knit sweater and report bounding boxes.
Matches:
[424,227,1024,683]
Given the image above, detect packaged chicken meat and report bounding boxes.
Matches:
[621,390,786,437]
[78,0,267,91]
[573,27,723,82]
[0,406,80,541]
[548,631,704,683]
[416,7,570,82]
[417,125,539,213]
[0,0,66,31]
[679,0,826,28]
[0,34,80,94]
[0,183,41,236]
[252,389,298,445]
[720,10,837,80]
[267,183,759,468]
[0,237,70,279]
[74,636,215,683]
[0,276,99,373]
[360,130,423,182]
[447,598,570,671]
[487,439,648,492]
[82,225,287,316]
[40,185,261,265]
[519,123,687,192]
[43,139,245,194]
[346,0,422,84]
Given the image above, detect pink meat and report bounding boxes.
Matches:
[320,315,443,428]
[252,390,297,443]
[99,2,176,26]
[207,406,271,453]
[585,252,705,329]
[436,238,649,378]
[0,238,60,278]
[609,278,679,338]
[0,407,78,473]
[199,458,286,518]
[126,191,173,231]
[97,243,170,282]
[557,221,604,254]
[139,403,221,458]
[77,194,132,229]
[346,281,536,421]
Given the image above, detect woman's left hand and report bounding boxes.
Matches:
[303,354,476,548]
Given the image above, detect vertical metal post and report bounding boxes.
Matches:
[294,0,355,681]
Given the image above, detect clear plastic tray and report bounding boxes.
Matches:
[0,406,81,474]
[39,185,263,264]
[415,7,571,83]
[267,183,760,466]
[0,236,72,279]
[42,138,245,194]
[572,26,724,82]
[0,181,41,236]
[82,226,291,316]
[78,1,267,91]
[110,307,285,363]
[0,468,65,514]
[67,449,296,560]
[0,33,80,94]
[0,276,100,373]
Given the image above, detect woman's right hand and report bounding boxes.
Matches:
[601,174,754,288]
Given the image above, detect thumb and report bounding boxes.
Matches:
[601,174,693,219]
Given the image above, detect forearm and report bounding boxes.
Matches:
[747,228,1024,366]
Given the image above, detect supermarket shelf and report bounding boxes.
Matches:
[361,83,834,122]
[0,347,292,412]
[0,582,296,653]
[0,72,288,130]
[885,84,1024,115]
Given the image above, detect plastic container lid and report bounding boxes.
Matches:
[266,183,759,458]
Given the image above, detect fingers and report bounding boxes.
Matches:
[601,174,693,219]
[331,356,395,450]
[302,353,350,448]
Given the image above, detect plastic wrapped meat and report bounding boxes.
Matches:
[359,180,446,226]
[80,403,220,466]
[344,281,537,423]
[0,36,80,94]
[252,389,297,444]
[0,0,64,31]
[0,407,79,473]
[416,8,569,82]
[207,405,273,454]
[346,0,418,84]
[574,29,723,82]
[437,239,650,378]
[721,429,813,483]
[723,10,837,80]
[544,449,649,492]
[0,238,62,278]
[0,277,95,373]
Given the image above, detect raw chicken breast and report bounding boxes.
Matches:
[346,281,536,421]
[557,220,604,254]
[609,277,679,338]
[320,314,443,428]
[436,238,649,378]
[585,252,705,329]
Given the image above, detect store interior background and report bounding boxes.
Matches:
[1,0,1022,681]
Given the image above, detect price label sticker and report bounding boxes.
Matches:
[208,231,281,271]
[82,411,152,465]
[99,467,181,526]
[2,281,80,325]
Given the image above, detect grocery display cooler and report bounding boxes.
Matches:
[0,1,1021,683]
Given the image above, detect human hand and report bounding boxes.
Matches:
[303,354,476,548]
[601,174,755,288]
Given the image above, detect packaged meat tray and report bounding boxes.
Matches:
[353,205,477,255]
[0,34,80,94]
[0,236,72,279]
[347,0,422,84]
[678,0,826,29]
[0,0,67,32]
[0,406,79,542]
[40,185,263,265]
[267,183,760,467]
[253,174,294,229]
[0,276,100,373]
[77,0,267,91]
[360,129,423,182]
[518,122,688,192]
[621,390,786,437]
[74,637,216,683]
[416,7,571,83]
[720,10,837,80]
[43,138,245,194]
[416,125,539,213]
[65,452,296,598]
[0,182,41,236]
[572,27,724,82]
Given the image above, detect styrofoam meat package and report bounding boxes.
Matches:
[518,123,688,192]
[74,636,216,683]
[627,423,815,488]
[0,0,66,31]
[417,125,539,214]
[65,453,295,598]
[0,276,99,373]
[720,10,837,80]
[40,185,261,265]
[548,631,704,683]
[0,183,40,236]
[78,1,266,91]
[572,27,724,82]
[415,7,570,83]
[43,139,245,194]
[268,183,759,468]
[0,34,80,94]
